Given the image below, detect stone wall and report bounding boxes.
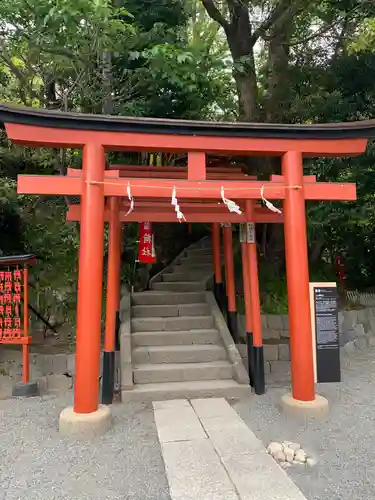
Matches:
[237,306,375,376]
[237,313,291,375]
[339,307,375,352]
[0,348,105,394]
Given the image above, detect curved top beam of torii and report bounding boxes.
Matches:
[0,103,361,207]
[0,103,373,156]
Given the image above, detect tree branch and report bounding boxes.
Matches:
[0,37,48,106]
[251,0,291,42]
[289,20,342,46]
[201,0,230,31]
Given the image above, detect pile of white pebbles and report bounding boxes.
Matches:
[267,441,315,467]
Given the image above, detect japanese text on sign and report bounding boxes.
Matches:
[0,269,23,340]
[138,222,156,264]
[239,223,255,244]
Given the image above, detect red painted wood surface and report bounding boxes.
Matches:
[66,204,284,223]
[282,151,315,402]
[17,175,356,200]
[6,123,367,156]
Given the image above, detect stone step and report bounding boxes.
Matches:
[186,248,214,255]
[132,344,227,364]
[132,291,205,306]
[179,255,213,265]
[151,281,204,292]
[133,361,233,384]
[122,379,251,402]
[131,315,214,332]
[185,250,223,260]
[132,329,220,346]
[173,263,213,273]
[132,303,210,318]
[162,272,211,282]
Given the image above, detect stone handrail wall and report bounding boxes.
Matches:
[205,291,249,385]
[119,290,132,390]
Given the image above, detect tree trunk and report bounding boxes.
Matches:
[264,12,293,122]
[102,50,114,115]
[225,5,259,121]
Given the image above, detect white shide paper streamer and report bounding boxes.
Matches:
[260,185,282,214]
[221,186,242,215]
[171,186,186,222]
[124,182,134,216]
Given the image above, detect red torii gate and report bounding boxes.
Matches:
[0,102,372,436]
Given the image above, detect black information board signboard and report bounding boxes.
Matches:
[313,285,341,383]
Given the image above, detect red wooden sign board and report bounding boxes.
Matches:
[0,254,36,384]
[0,269,23,341]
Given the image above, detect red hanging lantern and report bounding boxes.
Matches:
[138,222,156,264]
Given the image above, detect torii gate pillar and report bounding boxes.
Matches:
[281,151,328,414]
[102,197,122,405]
[59,143,112,436]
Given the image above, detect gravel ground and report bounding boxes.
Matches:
[0,394,171,500]
[234,348,375,500]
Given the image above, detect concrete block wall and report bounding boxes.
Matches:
[0,348,105,393]
[236,344,291,376]
[237,313,290,375]
[339,307,375,353]
[236,306,375,378]
[237,313,289,341]
[0,348,80,392]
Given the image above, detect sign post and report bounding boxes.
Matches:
[309,282,341,383]
[239,223,255,244]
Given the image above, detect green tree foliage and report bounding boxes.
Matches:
[305,50,375,289]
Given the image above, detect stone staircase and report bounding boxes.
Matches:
[120,237,250,402]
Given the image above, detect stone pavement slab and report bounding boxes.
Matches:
[191,397,236,418]
[203,421,266,457]
[153,399,191,411]
[153,400,207,443]
[161,439,239,500]
[154,397,308,500]
[222,452,307,500]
